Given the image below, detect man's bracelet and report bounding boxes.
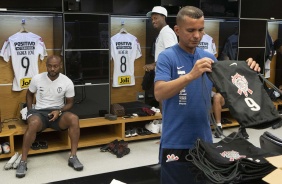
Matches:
[58,110,63,116]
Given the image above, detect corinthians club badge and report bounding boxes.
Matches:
[231,73,253,97]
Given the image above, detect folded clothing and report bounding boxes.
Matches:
[187,132,277,184]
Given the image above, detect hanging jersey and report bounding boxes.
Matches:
[198,34,217,55]
[207,60,282,129]
[111,32,142,87]
[0,32,47,91]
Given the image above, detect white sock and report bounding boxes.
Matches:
[216,123,222,127]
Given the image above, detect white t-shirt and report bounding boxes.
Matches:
[198,34,217,55]
[111,32,142,87]
[155,25,178,62]
[29,72,75,110]
[0,32,47,91]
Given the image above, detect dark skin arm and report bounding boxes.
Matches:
[26,89,35,111]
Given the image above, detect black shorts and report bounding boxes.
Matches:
[27,109,66,132]
[160,148,190,164]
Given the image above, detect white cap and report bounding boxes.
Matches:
[146,6,167,17]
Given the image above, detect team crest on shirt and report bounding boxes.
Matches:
[220,150,246,161]
[231,73,253,97]
[57,87,62,93]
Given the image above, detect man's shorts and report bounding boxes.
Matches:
[27,109,65,132]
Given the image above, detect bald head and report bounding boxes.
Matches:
[46,55,61,64]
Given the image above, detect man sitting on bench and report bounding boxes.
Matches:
[16,55,83,178]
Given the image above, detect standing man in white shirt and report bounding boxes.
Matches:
[143,6,178,71]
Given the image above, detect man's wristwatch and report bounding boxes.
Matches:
[58,110,63,116]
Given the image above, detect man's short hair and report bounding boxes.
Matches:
[274,39,282,50]
[176,6,204,24]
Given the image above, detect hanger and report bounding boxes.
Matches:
[119,27,128,34]
[119,20,128,34]
[19,19,29,33]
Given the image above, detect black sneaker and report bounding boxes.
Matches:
[130,127,138,136]
[125,129,131,137]
[16,161,27,178]
[214,126,223,138]
[68,155,83,171]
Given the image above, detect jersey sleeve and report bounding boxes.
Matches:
[211,39,217,55]
[38,38,48,60]
[28,75,38,93]
[110,37,114,60]
[135,38,142,59]
[0,40,11,62]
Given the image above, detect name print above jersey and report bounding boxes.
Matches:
[14,41,36,55]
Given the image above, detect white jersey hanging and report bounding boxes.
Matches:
[0,32,47,91]
[111,32,142,87]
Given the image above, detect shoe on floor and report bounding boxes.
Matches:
[16,161,27,178]
[214,126,223,138]
[68,155,83,171]
[4,152,19,170]
[13,154,22,169]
